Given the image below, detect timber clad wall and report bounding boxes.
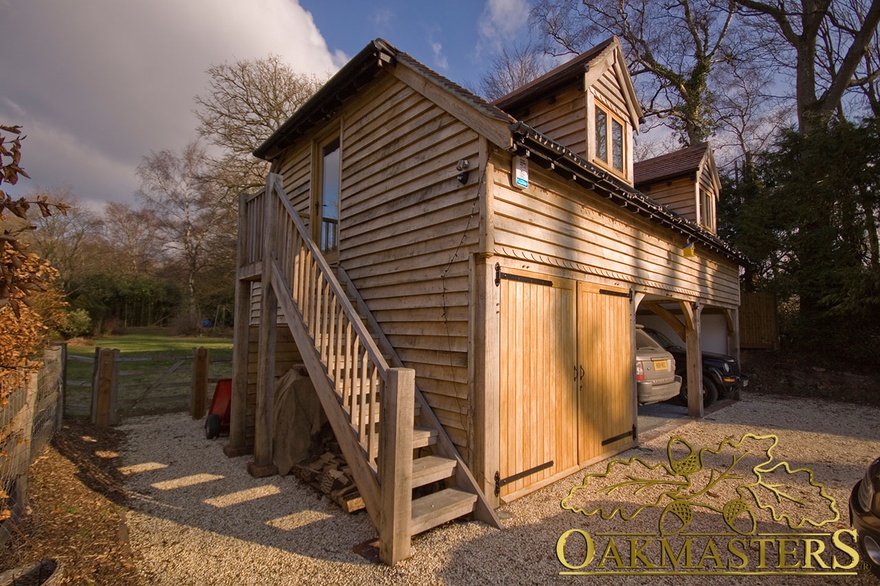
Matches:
[516,86,586,159]
[268,73,483,456]
[641,176,698,222]
[279,142,313,221]
[490,152,740,308]
[593,66,628,119]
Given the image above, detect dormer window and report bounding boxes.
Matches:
[594,101,627,177]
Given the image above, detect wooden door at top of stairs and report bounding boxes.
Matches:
[498,271,578,500]
[577,282,635,463]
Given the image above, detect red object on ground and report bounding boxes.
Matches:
[205,378,232,438]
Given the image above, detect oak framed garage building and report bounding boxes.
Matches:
[225,37,745,563]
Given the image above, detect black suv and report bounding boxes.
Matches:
[643,328,748,407]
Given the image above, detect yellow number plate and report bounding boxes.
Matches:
[653,360,668,371]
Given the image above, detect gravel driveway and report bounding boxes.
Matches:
[121,392,880,585]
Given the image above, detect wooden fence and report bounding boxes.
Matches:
[739,292,779,350]
[0,345,65,548]
[65,347,231,424]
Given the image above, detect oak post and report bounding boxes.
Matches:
[681,302,704,418]
[227,190,252,455]
[191,347,209,418]
[93,348,117,427]
[250,175,279,477]
[378,367,414,565]
[470,253,500,508]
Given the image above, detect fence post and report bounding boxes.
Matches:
[110,350,120,425]
[191,347,209,419]
[378,368,415,565]
[89,346,101,422]
[93,348,118,427]
[58,342,67,429]
[15,374,39,514]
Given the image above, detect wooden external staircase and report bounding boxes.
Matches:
[236,174,501,564]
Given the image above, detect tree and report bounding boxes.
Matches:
[1,126,68,373]
[735,0,880,133]
[533,0,747,145]
[720,118,880,355]
[194,55,324,200]
[100,202,162,275]
[136,140,227,325]
[0,126,65,316]
[25,188,102,294]
[479,41,549,101]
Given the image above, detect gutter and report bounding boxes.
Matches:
[508,122,748,266]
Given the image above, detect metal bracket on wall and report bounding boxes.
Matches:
[495,461,554,496]
[495,265,553,288]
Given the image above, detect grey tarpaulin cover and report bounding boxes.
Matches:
[272,368,327,475]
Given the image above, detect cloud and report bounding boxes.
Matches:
[0,0,340,207]
[431,41,450,71]
[370,7,394,30]
[477,0,532,53]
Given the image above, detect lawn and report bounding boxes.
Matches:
[65,332,234,356]
[64,331,234,419]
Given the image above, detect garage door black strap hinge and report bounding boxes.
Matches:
[599,288,632,300]
[495,460,554,496]
[602,425,636,446]
[495,264,553,288]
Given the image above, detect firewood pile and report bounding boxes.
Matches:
[292,423,364,513]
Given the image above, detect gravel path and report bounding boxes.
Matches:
[121,392,880,585]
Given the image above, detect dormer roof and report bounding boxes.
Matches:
[493,37,643,130]
[634,142,721,193]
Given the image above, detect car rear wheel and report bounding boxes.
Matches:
[858,531,880,577]
[677,377,718,408]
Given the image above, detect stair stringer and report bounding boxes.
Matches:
[337,266,503,530]
[269,258,384,529]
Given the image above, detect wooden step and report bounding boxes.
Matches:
[412,426,437,449]
[411,455,456,489]
[410,488,477,536]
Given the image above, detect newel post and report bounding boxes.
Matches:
[250,174,280,477]
[378,367,415,565]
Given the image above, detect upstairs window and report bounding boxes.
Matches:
[700,188,716,233]
[594,102,627,178]
[319,139,340,255]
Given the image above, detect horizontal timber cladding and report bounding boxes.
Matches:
[640,176,698,223]
[278,142,312,221]
[337,75,483,458]
[248,282,291,326]
[489,151,740,306]
[514,86,586,159]
[595,63,628,120]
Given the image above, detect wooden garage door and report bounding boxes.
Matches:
[498,271,578,498]
[577,282,635,462]
[498,271,635,500]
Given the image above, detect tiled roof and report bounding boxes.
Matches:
[491,37,616,113]
[255,38,512,160]
[390,43,513,125]
[633,142,709,186]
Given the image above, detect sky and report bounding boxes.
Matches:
[1,0,531,209]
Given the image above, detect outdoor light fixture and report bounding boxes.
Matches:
[457,158,470,184]
[682,242,695,257]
